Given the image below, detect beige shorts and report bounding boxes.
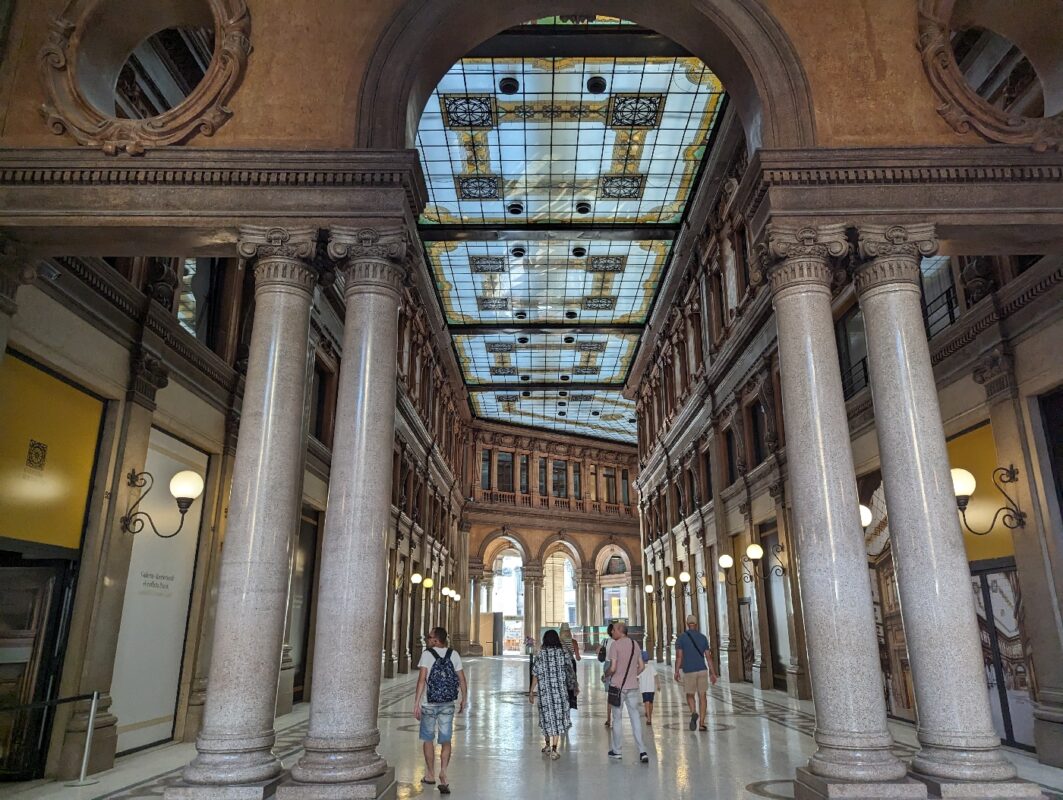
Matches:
[681,670,709,695]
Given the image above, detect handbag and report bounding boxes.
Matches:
[607,642,636,708]
[597,643,607,663]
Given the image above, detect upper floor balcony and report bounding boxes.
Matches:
[471,486,637,518]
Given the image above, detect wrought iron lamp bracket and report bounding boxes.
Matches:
[119,469,190,539]
[959,465,1027,536]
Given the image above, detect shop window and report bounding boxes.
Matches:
[552,460,568,498]
[725,428,739,486]
[519,454,529,494]
[572,463,581,498]
[603,467,617,504]
[480,449,491,490]
[497,451,514,493]
[621,469,630,505]
[836,304,869,400]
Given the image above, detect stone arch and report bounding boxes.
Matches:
[478,528,532,566]
[592,538,635,575]
[356,0,817,151]
[537,535,585,568]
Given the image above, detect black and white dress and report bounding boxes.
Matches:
[532,647,572,737]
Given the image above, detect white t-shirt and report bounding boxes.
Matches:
[604,638,615,661]
[417,646,463,673]
[638,664,657,694]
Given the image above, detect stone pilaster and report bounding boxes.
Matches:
[854,224,1029,794]
[282,226,407,798]
[759,223,913,796]
[0,235,36,367]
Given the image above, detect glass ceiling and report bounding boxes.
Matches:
[415,27,725,443]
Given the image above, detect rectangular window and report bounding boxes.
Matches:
[177,256,222,347]
[308,362,328,441]
[519,454,529,494]
[497,451,514,493]
[589,465,598,501]
[572,463,582,498]
[621,469,630,505]
[921,255,959,337]
[702,450,713,501]
[552,460,568,498]
[603,467,617,504]
[725,429,739,486]
[539,457,547,495]
[835,305,869,400]
[750,401,768,466]
[480,449,491,490]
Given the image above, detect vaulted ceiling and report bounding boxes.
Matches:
[415,16,726,443]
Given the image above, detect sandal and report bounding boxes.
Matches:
[550,748,561,761]
[699,726,708,731]
[439,784,451,794]
[541,743,551,753]
[423,778,436,785]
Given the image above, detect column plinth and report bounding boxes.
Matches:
[854,224,1020,787]
[283,227,406,797]
[175,227,318,794]
[761,224,907,786]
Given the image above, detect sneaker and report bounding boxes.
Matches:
[689,712,698,731]
[608,750,622,760]
[640,752,649,764]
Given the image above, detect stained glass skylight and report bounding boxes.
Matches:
[471,389,637,443]
[415,26,725,442]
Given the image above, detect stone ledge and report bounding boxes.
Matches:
[164,775,283,800]
[795,767,928,799]
[909,772,1047,799]
[275,768,396,800]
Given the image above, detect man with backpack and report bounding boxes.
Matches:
[414,627,467,794]
[674,614,718,731]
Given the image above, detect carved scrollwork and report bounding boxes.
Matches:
[917,0,1063,153]
[754,223,850,293]
[853,224,938,294]
[39,0,252,155]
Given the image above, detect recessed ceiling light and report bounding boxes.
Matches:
[628,417,636,423]
[560,375,571,382]
[558,401,567,407]
[563,335,575,344]
[511,245,526,258]
[586,76,607,94]
[571,246,587,258]
[520,374,531,381]
[565,311,578,319]
[558,411,567,417]
[558,391,568,397]
[515,310,528,320]
[507,201,524,215]
[592,410,601,416]
[521,390,531,397]
[576,201,592,215]
[517,336,529,344]
[499,77,520,95]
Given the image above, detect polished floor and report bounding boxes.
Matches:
[3,656,1063,799]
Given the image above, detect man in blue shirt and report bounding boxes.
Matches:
[674,614,718,731]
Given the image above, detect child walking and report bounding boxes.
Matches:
[638,650,659,725]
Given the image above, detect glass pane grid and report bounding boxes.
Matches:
[471,389,637,442]
[455,332,637,385]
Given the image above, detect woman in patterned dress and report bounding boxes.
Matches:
[529,629,572,759]
[558,623,580,712]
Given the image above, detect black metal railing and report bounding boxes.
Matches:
[0,691,99,784]
[923,285,960,338]
[841,357,870,400]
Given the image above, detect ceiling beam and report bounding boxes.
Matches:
[467,31,691,60]
[448,323,643,336]
[418,224,678,242]
[468,382,623,392]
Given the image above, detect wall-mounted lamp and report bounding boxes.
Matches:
[951,466,1026,535]
[664,575,677,588]
[644,583,655,595]
[120,469,204,538]
[422,577,435,589]
[678,570,710,596]
[859,504,873,529]
[411,572,424,586]
[719,543,785,586]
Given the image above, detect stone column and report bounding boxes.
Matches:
[175,227,318,796]
[566,460,575,499]
[975,346,1063,767]
[469,572,483,655]
[396,551,412,674]
[283,226,407,798]
[483,571,494,613]
[382,546,400,679]
[760,223,909,794]
[771,483,812,701]
[452,520,471,654]
[853,224,1022,791]
[653,572,666,663]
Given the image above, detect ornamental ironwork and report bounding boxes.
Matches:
[486,342,515,353]
[471,255,507,273]
[583,296,616,310]
[441,95,496,129]
[495,394,520,403]
[588,255,626,272]
[576,341,607,352]
[477,296,510,311]
[599,175,645,199]
[573,366,601,375]
[490,366,518,376]
[608,94,664,128]
[457,175,501,199]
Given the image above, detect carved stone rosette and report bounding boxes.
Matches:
[328,226,408,297]
[39,0,251,155]
[853,223,938,295]
[917,0,1063,153]
[755,223,850,294]
[237,226,318,295]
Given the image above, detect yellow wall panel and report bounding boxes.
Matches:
[947,422,1015,562]
[0,356,104,551]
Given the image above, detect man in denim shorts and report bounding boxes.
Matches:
[414,627,467,793]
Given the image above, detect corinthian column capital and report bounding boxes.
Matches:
[328,226,408,295]
[853,223,938,294]
[237,225,319,293]
[754,222,850,294]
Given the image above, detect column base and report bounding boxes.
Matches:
[382,657,396,680]
[165,776,283,800]
[795,767,928,799]
[1033,705,1063,768]
[909,772,1046,798]
[277,768,396,800]
[467,643,484,656]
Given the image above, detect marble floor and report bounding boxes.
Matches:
[3,656,1062,799]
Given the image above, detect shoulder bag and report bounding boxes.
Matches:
[607,641,636,708]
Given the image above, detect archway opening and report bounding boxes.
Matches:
[542,551,577,628]
[490,548,526,654]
